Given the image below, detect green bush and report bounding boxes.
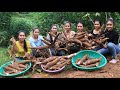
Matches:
[0,31,8,45]
[10,17,37,40]
[0,12,13,46]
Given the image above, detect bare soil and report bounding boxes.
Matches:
[17,55,120,78]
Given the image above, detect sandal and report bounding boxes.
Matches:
[109,59,118,64]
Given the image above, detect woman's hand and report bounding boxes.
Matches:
[88,34,93,37]
[103,44,108,48]
[23,52,31,59]
[91,46,97,49]
[38,46,42,49]
[10,36,16,45]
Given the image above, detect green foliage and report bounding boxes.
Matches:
[10,17,37,40]
[0,31,8,45]
[35,12,120,36]
[0,12,13,46]
[1,12,120,46]
[0,47,10,66]
[19,12,114,38]
[0,12,12,31]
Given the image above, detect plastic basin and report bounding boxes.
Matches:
[72,50,107,71]
[0,60,32,77]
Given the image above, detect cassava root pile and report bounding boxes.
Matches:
[3,60,30,75]
[76,54,102,68]
[42,56,70,70]
[41,53,76,71]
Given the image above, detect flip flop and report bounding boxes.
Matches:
[109,59,118,64]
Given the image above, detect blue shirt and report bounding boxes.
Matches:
[29,35,45,47]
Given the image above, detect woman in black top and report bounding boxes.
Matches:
[89,19,103,50]
[98,18,120,64]
[89,19,102,38]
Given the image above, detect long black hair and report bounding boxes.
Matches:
[18,30,27,52]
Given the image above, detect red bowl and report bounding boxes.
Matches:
[41,64,65,73]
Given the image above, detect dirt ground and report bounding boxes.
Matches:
[15,56,120,78]
[30,63,120,78]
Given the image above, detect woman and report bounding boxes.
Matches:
[89,19,104,51]
[29,27,45,57]
[62,21,75,39]
[77,21,84,32]
[98,18,120,64]
[72,21,85,52]
[62,21,81,54]
[10,31,31,60]
[89,19,102,39]
[46,24,58,42]
[46,24,58,56]
[29,27,44,48]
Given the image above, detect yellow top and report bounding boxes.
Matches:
[15,41,31,57]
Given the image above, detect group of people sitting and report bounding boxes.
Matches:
[10,18,120,64]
